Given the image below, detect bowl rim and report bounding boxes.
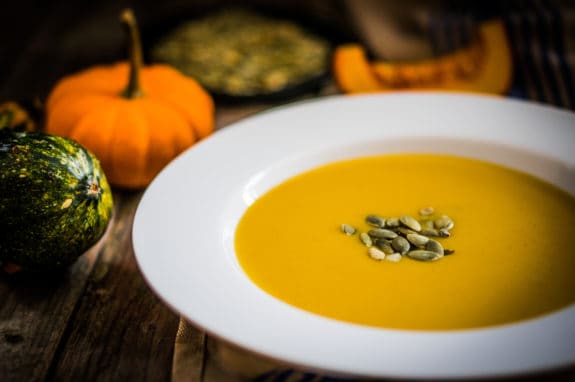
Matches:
[133,93,575,379]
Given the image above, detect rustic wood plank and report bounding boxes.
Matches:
[0,255,100,381]
[47,192,180,381]
[0,205,115,381]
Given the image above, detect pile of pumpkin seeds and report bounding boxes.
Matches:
[340,207,455,263]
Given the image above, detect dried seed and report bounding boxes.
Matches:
[394,227,417,236]
[368,247,386,260]
[434,215,454,230]
[368,228,398,239]
[365,215,386,228]
[341,224,356,235]
[375,239,395,254]
[386,217,400,228]
[360,232,373,247]
[406,250,443,262]
[438,228,451,238]
[406,233,430,247]
[420,228,440,237]
[444,249,455,255]
[391,236,411,255]
[400,215,421,232]
[425,239,444,255]
[419,207,435,216]
[385,253,402,263]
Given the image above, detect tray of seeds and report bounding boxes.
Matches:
[145,6,348,102]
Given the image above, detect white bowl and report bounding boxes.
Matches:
[133,93,575,379]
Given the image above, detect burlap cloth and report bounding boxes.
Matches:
[172,1,575,381]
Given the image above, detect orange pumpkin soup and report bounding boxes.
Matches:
[235,154,575,330]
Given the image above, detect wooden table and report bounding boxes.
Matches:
[2,1,575,381]
[0,2,344,379]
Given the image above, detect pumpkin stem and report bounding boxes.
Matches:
[120,9,145,99]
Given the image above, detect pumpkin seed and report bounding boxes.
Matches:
[341,223,356,235]
[391,236,410,255]
[444,249,455,255]
[365,215,386,228]
[434,215,454,230]
[368,228,398,239]
[360,232,373,247]
[438,228,451,238]
[386,217,400,228]
[406,250,443,262]
[399,215,421,232]
[420,228,440,237]
[375,239,395,254]
[406,233,429,247]
[385,253,402,263]
[418,207,435,216]
[368,247,386,260]
[425,239,444,255]
[394,227,417,236]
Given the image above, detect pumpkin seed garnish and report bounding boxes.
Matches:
[391,236,411,255]
[359,232,373,247]
[368,228,398,239]
[399,215,421,232]
[438,228,451,238]
[406,250,443,262]
[406,233,429,247]
[385,253,402,263]
[366,215,386,228]
[425,239,444,255]
[368,247,386,260]
[341,223,356,236]
[420,228,440,237]
[341,207,455,263]
[434,215,454,230]
[394,227,417,236]
[375,239,395,254]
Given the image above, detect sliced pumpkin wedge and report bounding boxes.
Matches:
[333,19,513,95]
[332,44,383,93]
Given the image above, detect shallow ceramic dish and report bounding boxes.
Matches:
[132,93,575,379]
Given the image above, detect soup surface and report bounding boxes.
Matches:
[235,154,575,330]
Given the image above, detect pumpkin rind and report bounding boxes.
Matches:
[45,10,214,189]
[0,132,113,271]
[45,62,213,188]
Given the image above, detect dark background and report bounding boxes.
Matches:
[0,0,355,103]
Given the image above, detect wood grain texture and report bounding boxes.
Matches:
[0,248,100,381]
[45,192,180,381]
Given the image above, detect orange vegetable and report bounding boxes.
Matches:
[46,9,214,189]
[332,45,382,94]
[333,19,512,95]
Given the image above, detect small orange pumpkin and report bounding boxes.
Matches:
[46,9,214,189]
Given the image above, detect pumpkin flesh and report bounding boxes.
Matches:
[333,20,512,95]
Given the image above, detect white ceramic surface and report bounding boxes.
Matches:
[132,93,575,379]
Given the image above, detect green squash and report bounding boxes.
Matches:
[0,131,113,271]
